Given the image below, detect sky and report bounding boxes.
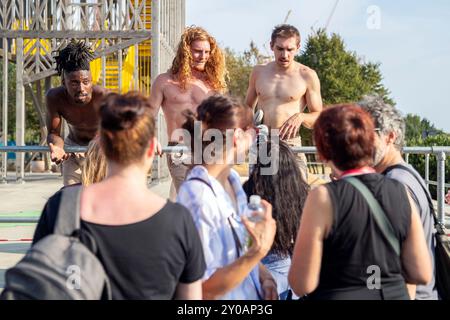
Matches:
[186,0,450,133]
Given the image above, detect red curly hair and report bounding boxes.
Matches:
[170,26,227,93]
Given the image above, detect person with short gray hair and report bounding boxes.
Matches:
[360,95,438,300]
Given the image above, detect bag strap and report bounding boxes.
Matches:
[187,177,243,256]
[344,176,401,256]
[54,185,82,237]
[383,163,446,233]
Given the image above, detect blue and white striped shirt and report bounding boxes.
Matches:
[177,165,262,300]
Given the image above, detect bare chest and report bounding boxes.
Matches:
[256,72,307,103]
[59,102,99,129]
[162,81,213,112]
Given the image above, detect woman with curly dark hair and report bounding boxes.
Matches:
[243,140,309,299]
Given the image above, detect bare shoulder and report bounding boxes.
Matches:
[154,72,173,85]
[308,184,330,203]
[46,86,65,100]
[297,62,319,79]
[251,63,270,75]
[45,86,65,111]
[93,85,109,97]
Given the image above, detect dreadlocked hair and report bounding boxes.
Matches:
[54,41,94,76]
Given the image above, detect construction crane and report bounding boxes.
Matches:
[325,0,340,30]
[284,9,292,24]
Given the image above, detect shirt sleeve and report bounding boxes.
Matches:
[178,205,207,283]
[177,181,225,280]
[32,191,61,245]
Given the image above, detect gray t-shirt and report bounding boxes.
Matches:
[384,162,438,300]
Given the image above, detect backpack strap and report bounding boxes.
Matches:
[383,163,446,233]
[54,185,82,237]
[344,176,401,256]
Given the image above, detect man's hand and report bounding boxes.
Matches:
[49,143,69,164]
[279,113,303,140]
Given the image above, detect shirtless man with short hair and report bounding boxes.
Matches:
[46,41,108,186]
[149,26,227,195]
[246,24,323,178]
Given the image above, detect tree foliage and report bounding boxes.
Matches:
[0,61,42,144]
[296,29,394,106]
[405,113,444,141]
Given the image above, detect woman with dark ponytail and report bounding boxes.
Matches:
[33,92,206,300]
[177,95,278,300]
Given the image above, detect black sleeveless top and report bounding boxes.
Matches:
[310,173,411,300]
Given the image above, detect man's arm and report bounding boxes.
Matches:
[302,69,323,129]
[46,92,67,164]
[279,69,323,139]
[148,74,166,117]
[245,67,259,110]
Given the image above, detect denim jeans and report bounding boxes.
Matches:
[262,253,296,300]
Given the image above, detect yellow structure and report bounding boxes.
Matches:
[90,0,152,94]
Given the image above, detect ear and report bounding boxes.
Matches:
[387,131,396,144]
[147,137,157,157]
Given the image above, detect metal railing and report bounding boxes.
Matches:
[0,145,449,225]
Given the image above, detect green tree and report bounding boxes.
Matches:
[224,41,269,100]
[296,29,394,145]
[0,61,42,145]
[405,113,443,141]
[296,29,394,106]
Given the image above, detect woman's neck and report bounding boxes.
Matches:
[204,164,231,187]
[105,161,149,189]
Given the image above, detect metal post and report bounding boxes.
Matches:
[405,153,409,164]
[436,152,446,225]
[425,153,430,190]
[118,0,123,93]
[16,37,25,184]
[1,38,8,184]
[152,0,161,180]
[101,2,106,88]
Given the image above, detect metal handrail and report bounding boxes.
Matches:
[1,145,449,225]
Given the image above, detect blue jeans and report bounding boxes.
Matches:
[262,253,296,300]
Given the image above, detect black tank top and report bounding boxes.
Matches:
[311,173,411,300]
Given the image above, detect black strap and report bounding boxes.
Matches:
[54,185,82,237]
[344,176,401,256]
[383,163,445,232]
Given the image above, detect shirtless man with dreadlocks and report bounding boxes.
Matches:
[46,41,108,186]
[149,26,227,197]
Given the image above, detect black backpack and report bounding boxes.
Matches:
[1,186,111,300]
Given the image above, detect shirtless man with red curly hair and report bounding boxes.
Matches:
[149,26,227,196]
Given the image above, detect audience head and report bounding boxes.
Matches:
[244,140,309,257]
[314,104,375,171]
[99,92,156,166]
[358,95,405,167]
[182,94,254,165]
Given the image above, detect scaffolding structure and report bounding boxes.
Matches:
[0,0,185,183]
